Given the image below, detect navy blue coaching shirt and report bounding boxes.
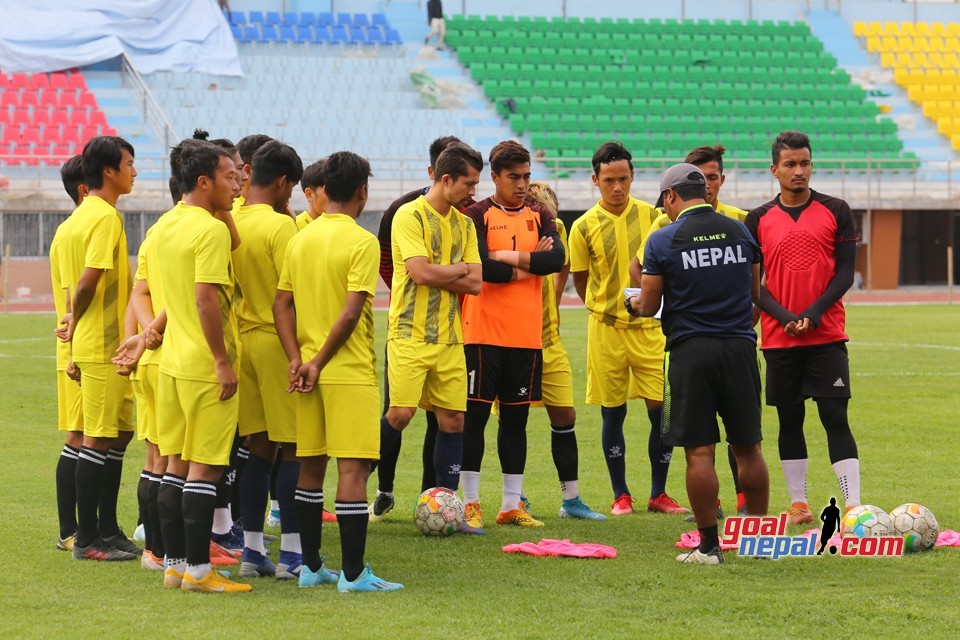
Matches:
[642,204,760,350]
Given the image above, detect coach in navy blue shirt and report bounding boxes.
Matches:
[628,163,770,565]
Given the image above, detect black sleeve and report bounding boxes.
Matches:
[744,208,762,244]
[757,287,800,327]
[465,203,514,284]
[526,207,564,275]
[799,241,856,327]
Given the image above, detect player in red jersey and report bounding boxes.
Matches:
[745,131,861,525]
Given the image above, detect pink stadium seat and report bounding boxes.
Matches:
[78,92,96,110]
[78,125,97,143]
[33,109,50,127]
[61,125,79,144]
[52,144,70,158]
[10,73,29,89]
[39,92,58,109]
[1,92,18,109]
[50,109,69,127]
[41,127,60,145]
[1,127,18,144]
[49,73,68,90]
[20,91,38,108]
[67,74,86,91]
[42,146,61,166]
[89,111,107,128]
[12,108,30,127]
[100,125,116,136]
[10,143,31,165]
[59,92,77,110]
[0,73,8,88]
[20,127,40,144]
[31,74,49,90]
[69,110,89,127]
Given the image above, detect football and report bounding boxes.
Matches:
[889,503,939,552]
[413,487,464,537]
[841,505,892,538]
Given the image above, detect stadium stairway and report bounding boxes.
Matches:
[808,9,956,163]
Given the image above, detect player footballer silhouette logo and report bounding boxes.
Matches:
[818,497,842,555]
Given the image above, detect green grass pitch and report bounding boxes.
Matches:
[1,306,958,638]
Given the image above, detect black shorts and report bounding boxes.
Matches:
[763,341,851,406]
[465,344,542,405]
[662,336,762,448]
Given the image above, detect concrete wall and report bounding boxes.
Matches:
[867,209,903,289]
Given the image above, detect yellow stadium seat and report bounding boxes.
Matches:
[931,22,946,37]
[868,22,884,36]
[901,22,916,35]
[881,52,897,67]
[944,53,959,67]
[853,21,867,37]
[949,23,960,36]
[884,21,900,35]
[951,135,960,151]
[883,36,900,52]
[914,52,930,67]
[916,23,931,36]
[866,36,882,52]
[899,36,918,52]
[928,37,945,52]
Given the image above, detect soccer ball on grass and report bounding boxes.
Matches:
[889,503,939,552]
[413,487,464,536]
[841,504,892,537]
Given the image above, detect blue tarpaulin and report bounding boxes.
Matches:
[0,0,242,76]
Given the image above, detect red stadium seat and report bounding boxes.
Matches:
[1,127,18,144]
[52,144,71,158]
[42,145,61,165]
[1,92,18,109]
[31,74,49,90]
[9,143,31,165]
[49,73,68,90]
[69,110,89,127]
[50,109,69,127]
[67,74,87,91]
[20,91,38,108]
[20,127,40,144]
[100,125,116,136]
[78,126,98,143]
[0,73,9,89]
[59,92,77,110]
[89,111,107,128]
[40,92,58,109]
[12,108,30,127]
[61,125,80,144]
[41,126,60,145]
[10,73,29,89]
[33,108,51,127]
[78,92,96,110]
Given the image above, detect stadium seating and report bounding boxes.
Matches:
[448,15,913,169]
[0,70,114,165]
[855,21,960,152]
[225,10,401,45]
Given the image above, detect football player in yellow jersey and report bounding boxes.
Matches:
[275,151,402,591]
[151,139,250,593]
[379,143,483,533]
[524,182,606,521]
[569,142,689,517]
[235,134,272,203]
[296,159,327,231]
[55,136,140,561]
[232,140,304,579]
[51,155,88,552]
[629,143,752,519]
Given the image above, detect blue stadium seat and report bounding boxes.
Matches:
[249,11,264,24]
[337,13,352,27]
[300,13,317,27]
[354,14,369,27]
[350,26,368,44]
[331,25,349,43]
[368,26,384,44]
[228,11,246,26]
[265,11,281,26]
[230,24,243,40]
[280,25,296,41]
[372,13,388,28]
[385,28,402,45]
[283,12,297,26]
[243,25,260,42]
[294,25,312,43]
[312,26,331,43]
[261,25,279,42]
[319,12,334,28]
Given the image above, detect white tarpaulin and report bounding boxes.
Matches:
[0,0,242,76]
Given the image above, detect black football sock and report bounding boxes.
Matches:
[497,403,529,475]
[147,474,164,557]
[239,453,272,537]
[277,459,300,536]
[421,412,439,492]
[777,402,807,460]
[295,488,324,573]
[56,444,80,539]
[336,501,369,582]
[698,524,720,553]
[158,473,186,561]
[269,447,282,502]
[75,447,107,547]
[462,400,492,473]
[434,430,463,490]
[376,417,401,492]
[98,447,125,537]
[182,480,217,567]
[601,404,629,499]
[817,397,859,463]
[647,408,672,498]
[231,443,249,522]
[136,470,152,551]
[550,423,578,484]
[728,445,742,494]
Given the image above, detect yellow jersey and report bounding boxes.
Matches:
[55,195,131,363]
[154,202,238,384]
[541,218,569,349]
[295,210,318,231]
[388,195,481,345]
[277,213,379,386]
[232,203,297,334]
[569,197,659,330]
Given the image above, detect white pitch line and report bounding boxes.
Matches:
[0,337,51,345]
[850,341,960,352]
[853,372,960,377]
[0,354,55,359]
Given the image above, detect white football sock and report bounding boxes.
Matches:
[461,471,480,504]
[781,459,808,504]
[502,473,524,512]
[832,458,860,508]
[270,499,280,511]
[280,533,301,555]
[560,479,579,501]
[186,562,212,581]
[211,507,233,535]
[243,531,266,555]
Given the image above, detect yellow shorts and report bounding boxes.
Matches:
[238,329,295,442]
[77,362,134,438]
[131,363,159,443]
[387,338,466,412]
[538,339,574,408]
[586,314,665,407]
[296,384,380,459]
[156,372,238,466]
[57,370,84,432]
